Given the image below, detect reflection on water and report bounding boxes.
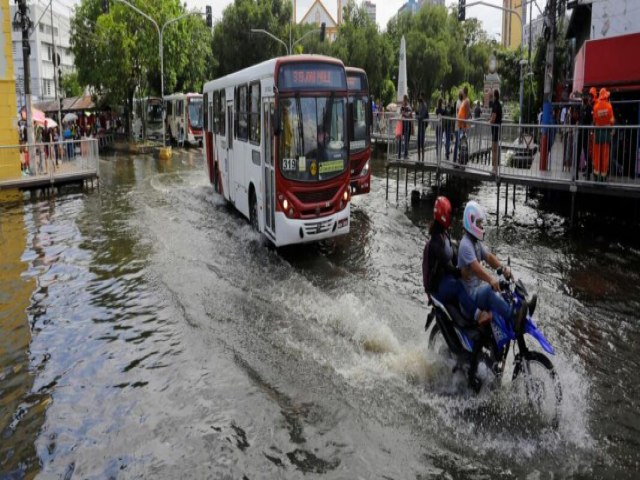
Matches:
[0,193,41,477]
[0,148,639,478]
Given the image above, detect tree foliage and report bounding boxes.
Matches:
[212,0,292,78]
[70,0,213,134]
[60,72,83,98]
[330,2,392,102]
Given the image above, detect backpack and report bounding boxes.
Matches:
[422,237,439,294]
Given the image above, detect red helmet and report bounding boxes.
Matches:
[434,196,452,229]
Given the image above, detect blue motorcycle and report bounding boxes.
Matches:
[426,267,563,427]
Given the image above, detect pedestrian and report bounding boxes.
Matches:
[592,88,615,181]
[444,100,454,160]
[435,98,445,161]
[416,93,429,162]
[400,94,413,159]
[454,87,471,166]
[490,89,502,175]
[474,101,482,119]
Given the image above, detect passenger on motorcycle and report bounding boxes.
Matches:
[457,200,528,390]
[423,196,492,326]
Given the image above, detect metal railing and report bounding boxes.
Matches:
[385,116,640,189]
[0,137,100,186]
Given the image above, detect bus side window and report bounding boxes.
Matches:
[236,85,248,141]
[203,93,208,131]
[167,100,173,117]
[250,82,260,145]
[220,90,226,136]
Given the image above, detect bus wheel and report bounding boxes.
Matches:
[249,188,259,232]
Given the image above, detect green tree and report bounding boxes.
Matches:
[331,1,393,102]
[212,0,292,78]
[70,0,213,136]
[60,72,83,97]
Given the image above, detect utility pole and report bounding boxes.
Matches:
[15,0,35,150]
[50,1,62,127]
[539,0,557,171]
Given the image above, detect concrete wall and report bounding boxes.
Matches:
[591,0,640,40]
[0,0,20,181]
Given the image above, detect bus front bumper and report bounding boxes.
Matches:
[273,205,350,247]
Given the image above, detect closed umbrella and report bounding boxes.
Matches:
[63,112,78,123]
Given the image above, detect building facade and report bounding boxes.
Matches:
[523,14,545,51]
[502,0,524,49]
[298,0,340,42]
[363,0,376,24]
[10,2,74,109]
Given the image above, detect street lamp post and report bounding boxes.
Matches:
[251,29,289,55]
[116,0,202,145]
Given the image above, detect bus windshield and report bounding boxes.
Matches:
[350,94,370,152]
[147,102,163,124]
[279,96,347,182]
[188,99,203,129]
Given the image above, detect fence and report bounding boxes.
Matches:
[0,137,100,188]
[385,115,640,189]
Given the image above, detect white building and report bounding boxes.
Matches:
[363,1,376,24]
[10,2,74,110]
[523,14,545,51]
[298,0,341,42]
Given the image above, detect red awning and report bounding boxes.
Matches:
[581,32,640,89]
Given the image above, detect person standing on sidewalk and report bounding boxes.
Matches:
[592,88,615,181]
[416,93,429,162]
[435,98,445,161]
[400,95,413,159]
[490,90,502,175]
[455,87,471,166]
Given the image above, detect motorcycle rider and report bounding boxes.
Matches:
[457,200,528,391]
[424,196,492,327]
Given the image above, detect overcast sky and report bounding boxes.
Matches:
[193,0,548,40]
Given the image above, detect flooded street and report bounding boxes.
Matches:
[1,148,639,479]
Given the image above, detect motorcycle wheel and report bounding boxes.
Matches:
[427,323,452,359]
[512,351,562,428]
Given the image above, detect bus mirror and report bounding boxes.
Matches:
[273,108,282,136]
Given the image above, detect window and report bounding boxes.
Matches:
[203,93,209,132]
[176,100,183,116]
[236,85,248,141]
[39,23,44,33]
[249,82,260,144]
[219,90,226,136]
[166,100,173,116]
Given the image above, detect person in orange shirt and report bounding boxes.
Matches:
[592,88,615,181]
[454,86,471,165]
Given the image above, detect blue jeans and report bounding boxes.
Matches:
[469,284,513,321]
[434,275,478,320]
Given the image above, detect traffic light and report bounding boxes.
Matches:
[458,0,466,21]
[206,6,212,28]
[320,22,326,42]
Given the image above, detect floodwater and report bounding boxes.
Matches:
[1,147,639,479]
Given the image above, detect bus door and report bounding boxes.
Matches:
[263,99,276,235]
[226,101,234,204]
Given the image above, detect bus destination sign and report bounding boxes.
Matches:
[279,63,346,91]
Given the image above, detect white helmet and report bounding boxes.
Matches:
[463,201,486,241]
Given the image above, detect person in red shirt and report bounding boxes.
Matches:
[592,88,615,181]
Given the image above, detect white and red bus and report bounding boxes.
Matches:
[164,93,203,146]
[346,67,371,195]
[203,55,351,246]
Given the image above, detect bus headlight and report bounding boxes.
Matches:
[283,198,289,211]
[361,160,370,176]
[342,190,349,202]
